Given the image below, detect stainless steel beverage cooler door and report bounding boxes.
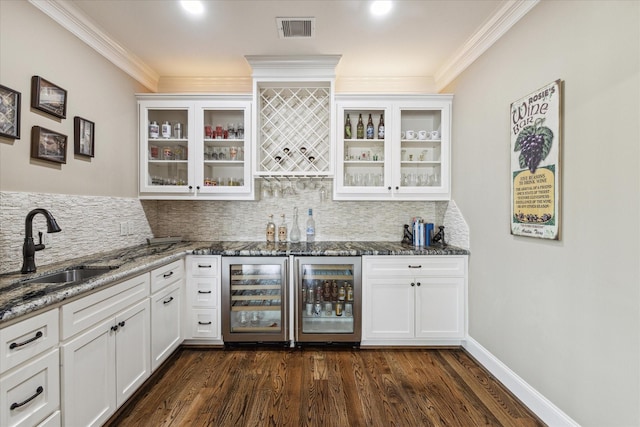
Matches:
[222,256,288,343]
[295,257,362,344]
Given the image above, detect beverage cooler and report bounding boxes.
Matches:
[294,257,362,345]
[221,257,288,344]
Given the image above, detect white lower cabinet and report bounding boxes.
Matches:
[150,282,182,371]
[0,348,60,427]
[60,275,151,427]
[362,256,467,346]
[184,255,222,344]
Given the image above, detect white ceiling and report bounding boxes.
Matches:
[30,0,539,91]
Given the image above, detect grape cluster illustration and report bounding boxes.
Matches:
[514,118,553,173]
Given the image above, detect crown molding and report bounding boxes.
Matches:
[435,0,540,91]
[28,0,159,92]
[245,55,342,78]
[336,76,436,94]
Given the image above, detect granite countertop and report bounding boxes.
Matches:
[0,241,468,325]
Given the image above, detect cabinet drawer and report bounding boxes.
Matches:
[363,256,466,278]
[151,260,184,294]
[1,309,58,375]
[61,273,150,340]
[0,349,60,427]
[188,277,218,307]
[189,309,218,338]
[187,256,218,277]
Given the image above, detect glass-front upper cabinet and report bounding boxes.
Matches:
[138,95,254,200]
[139,100,195,195]
[334,95,452,201]
[195,101,252,198]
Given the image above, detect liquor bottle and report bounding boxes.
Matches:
[356,114,364,139]
[278,214,287,243]
[377,114,385,139]
[345,114,352,139]
[290,207,301,242]
[346,283,354,302]
[306,208,316,242]
[266,214,275,243]
[338,283,346,301]
[366,114,374,139]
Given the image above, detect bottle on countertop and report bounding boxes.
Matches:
[306,208,316,242]
[278,214,288,243]
[356,114,364,139]
[345,114,352,139]
[366,114,374,139]
[266,214,276,243]
[290,207,301,243]
[377,114,385,139]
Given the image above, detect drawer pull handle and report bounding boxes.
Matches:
[197,290,212,294]
[119,321,126,327]
[163,271,174,278]
[198,264,212,268]
[10,386,44,410]
[163,296,174,305]
[198,321,212,325]
[111,325,118,332]
[9,331,43,349]
[408,265,422,269]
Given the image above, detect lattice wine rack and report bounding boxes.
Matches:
[256,86,331,175]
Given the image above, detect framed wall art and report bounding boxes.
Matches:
[0,84,21,139]
[31,76,67,119]
[510,79,563,240]
[74,116,95,157]
[31,126,67,164]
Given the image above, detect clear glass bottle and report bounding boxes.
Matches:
[266,214,276,243]
[306,208,316,242]
[278,214,288,243]
[290,207,301,242]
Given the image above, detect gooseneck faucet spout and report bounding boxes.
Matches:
[21,208,62,274]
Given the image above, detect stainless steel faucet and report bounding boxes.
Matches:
[21,208,62,274]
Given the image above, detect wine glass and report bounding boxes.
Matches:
[318,178,328,203]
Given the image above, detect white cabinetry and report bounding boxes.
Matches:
[150,260,183,371]
[362,256,467,346]
[0,309,60,427]
[138,95,253,200]
[334,95,452,200]
[184,255,222,344]
[60,274,150,427]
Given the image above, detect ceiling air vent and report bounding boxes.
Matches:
[276,17,315,39]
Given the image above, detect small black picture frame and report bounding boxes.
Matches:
[74,116,95,157]
[0,84,21,139]
[31,76,67,119]
[31,125,67,164]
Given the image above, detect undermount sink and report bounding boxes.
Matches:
[23,266,118,284]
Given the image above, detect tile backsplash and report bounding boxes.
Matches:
[1,188,469,275]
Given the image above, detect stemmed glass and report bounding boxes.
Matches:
[317,178,328,203]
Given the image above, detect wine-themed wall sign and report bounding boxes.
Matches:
[510,79,563,240]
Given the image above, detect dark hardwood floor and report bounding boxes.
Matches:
[107,347,545,427]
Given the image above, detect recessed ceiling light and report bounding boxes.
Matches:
[370,1,392,16]
[180,0,204,15]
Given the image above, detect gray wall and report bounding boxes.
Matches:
[445,1,639,425]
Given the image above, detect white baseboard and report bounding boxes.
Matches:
[463,336,580,427]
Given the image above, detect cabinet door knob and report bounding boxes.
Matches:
[410,282,415,287]
[10,386,44,410]
[388,186,392,191]
[416,282,421,286]
[395,186,399,190]
[111,325,118,332]
[9,331,43,349]
[196,186,200,190]
[188,185,193,190]
[119,321,126,327]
